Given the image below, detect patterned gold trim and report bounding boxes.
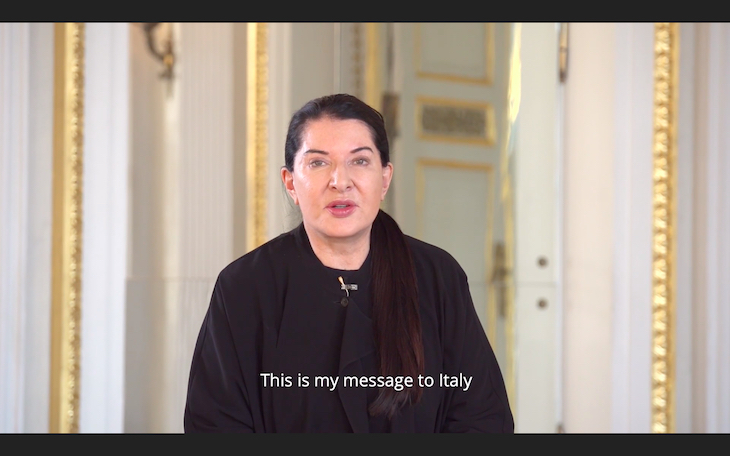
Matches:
[415,23,495,85]
[651,22,678,434]
[50,22,85,433]
[246,23,268,250]
[364,23,382,112]
[415,96,496,146]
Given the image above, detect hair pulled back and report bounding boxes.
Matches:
[284,94,424,418]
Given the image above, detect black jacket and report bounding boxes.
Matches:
[184,222,513,433]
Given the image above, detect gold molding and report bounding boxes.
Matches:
[415,23,495,85]
[415,96,497,146]
[352,23,363,100]
[50,22,85,433]
[246,23,268,251]
[501,22,520,415]
[651,22,678,434]
[414,157,496,355]
[364,23,382,112]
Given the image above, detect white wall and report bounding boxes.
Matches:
[513,23,561,433]
[1,21,33,434]
[125,22,236,433]
[610,23,655,433]
[562,23,617,432]
[0,22,54,433]
[80,22,130,433]
[676,22,696,434]
[23,22,55,434]
[690,22,730,433]
[125,22,170,432]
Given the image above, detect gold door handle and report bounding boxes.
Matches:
[490,241,511,317]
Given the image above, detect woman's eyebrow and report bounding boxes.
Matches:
[303,149,328,155]
[303,147,373,155]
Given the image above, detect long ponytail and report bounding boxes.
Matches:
[368,209,424,418]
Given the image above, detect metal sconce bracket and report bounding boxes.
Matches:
[141,22,175,82]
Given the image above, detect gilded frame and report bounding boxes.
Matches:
[651,22,679,434]
[50,22,85,433]
[246,23,268,251]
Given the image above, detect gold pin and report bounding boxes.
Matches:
[338,276,349,297]
[338,276,357,297]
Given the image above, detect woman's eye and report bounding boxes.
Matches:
[353,158,369,166]
[309,159,326,167]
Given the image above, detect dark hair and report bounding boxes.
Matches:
[284,94,424,418]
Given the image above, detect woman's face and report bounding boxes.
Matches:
[281,116,393,245]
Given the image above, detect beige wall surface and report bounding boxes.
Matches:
[562,22,616,433]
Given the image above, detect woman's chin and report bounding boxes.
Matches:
[303,212,378,243]
[323,228,366,241]
[312,223,370,242]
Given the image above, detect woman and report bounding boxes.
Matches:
[184,94,513,433]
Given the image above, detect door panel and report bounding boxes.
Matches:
[392,21,510,382]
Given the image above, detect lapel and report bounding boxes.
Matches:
[293,223,379,433]
[337,293,375,433]
[336,300,417,433]
[389,402,416,432]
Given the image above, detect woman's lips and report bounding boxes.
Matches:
[326,201,356,217]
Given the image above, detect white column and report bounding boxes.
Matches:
[0,21,31,434]
[23,23,55,434]
[80,22,130,433]
[610,22,655,433]
[0,22,54,434]
[125,22,170,432]
[562,23,616,433]
[676,22,697,434]
[692,22,730,433]
[162,22,235,432]
[126,22,236,433]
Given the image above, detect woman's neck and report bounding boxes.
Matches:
[304,224,371,271]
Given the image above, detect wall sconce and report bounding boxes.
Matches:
[141,22,175,81]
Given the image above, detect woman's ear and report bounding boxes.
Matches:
[381,162,394,201]
[281,167,299,205]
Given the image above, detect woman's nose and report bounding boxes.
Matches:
[329,163,352,190]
